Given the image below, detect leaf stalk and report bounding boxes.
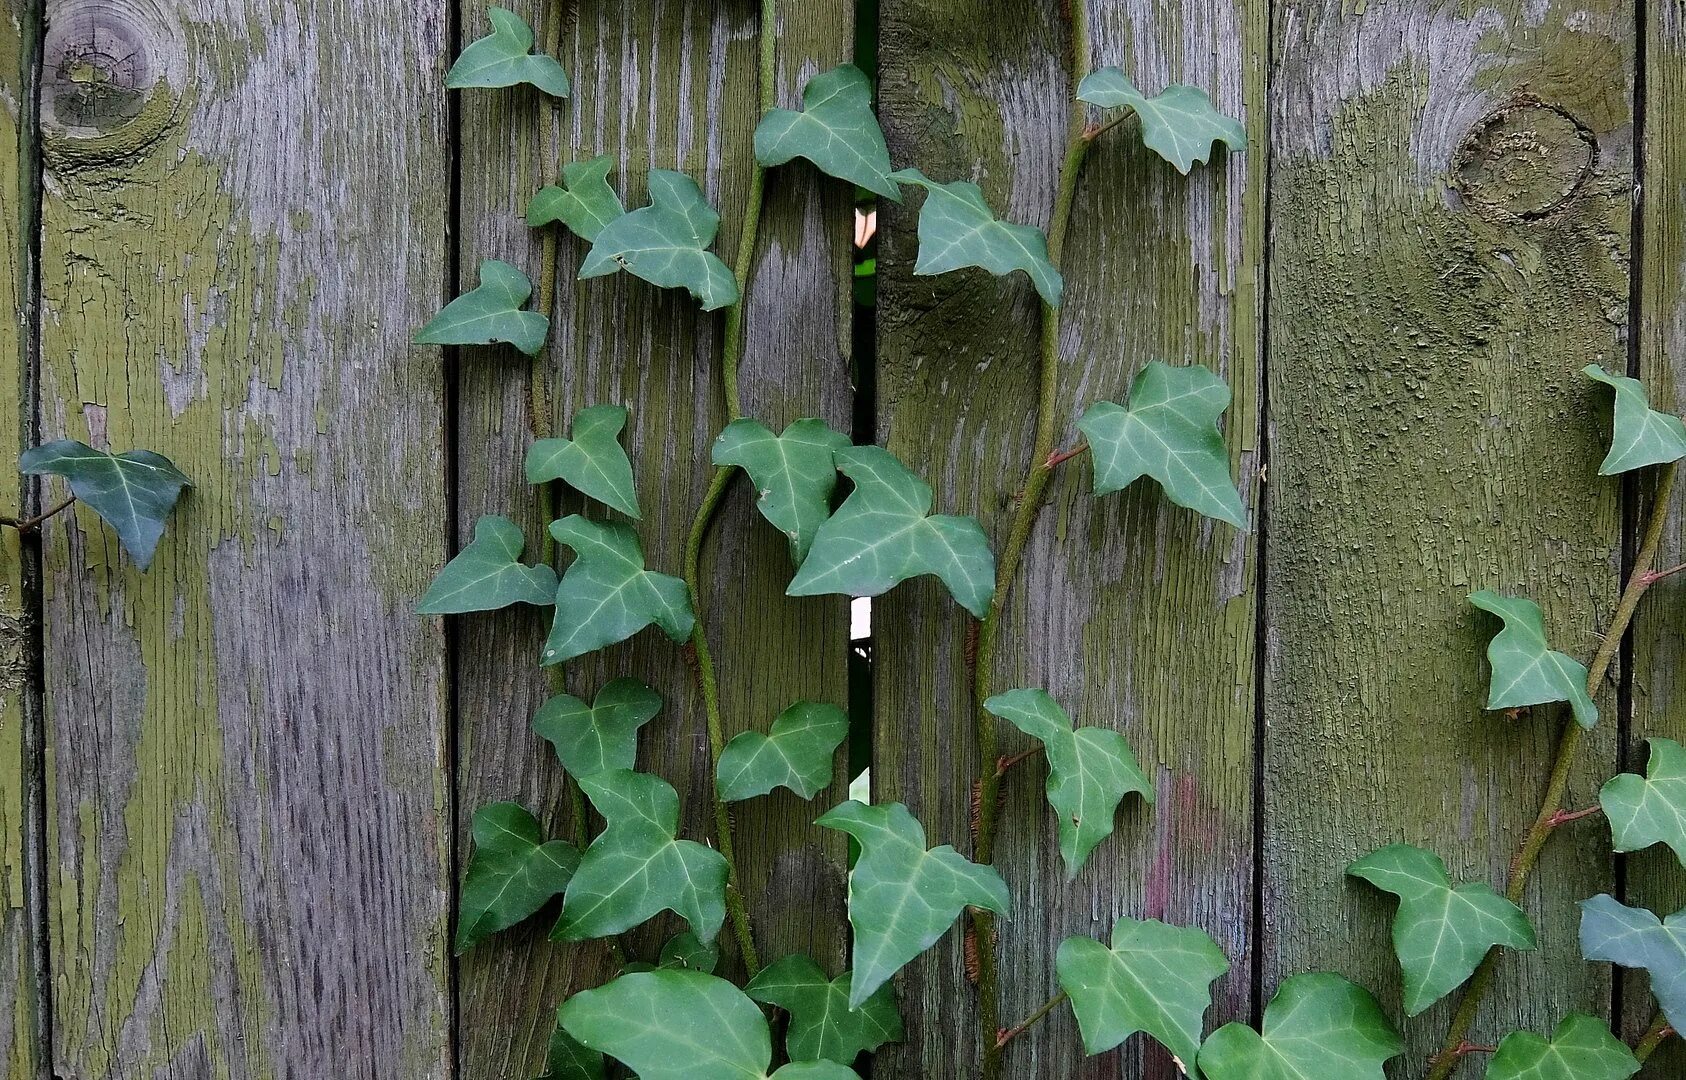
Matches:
[0,495,74,533]
[1636,1012,1676,1063]
[995,990,1067,1049]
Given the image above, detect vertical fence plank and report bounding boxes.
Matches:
[35,2,452,1076]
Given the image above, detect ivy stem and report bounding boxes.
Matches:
[994,991,1068,1049]
[1428,462,1678,1080]
[1638,560,1686,586]
[1636,1012,1676,1062]
[1043,443,1088,470]
[1543,805,1602,827]
[529,0,568,450]
[0,495,74,533]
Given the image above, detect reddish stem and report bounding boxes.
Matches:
[1638,562,1686,586]
[1545,805,1603,828]
[1044,443,1090,470]
[996,746,1044,778]
[0,495,75,533]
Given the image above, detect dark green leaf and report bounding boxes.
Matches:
[533,678,663,778]
[754,64,900,200]
[579,171,737,310]
[456,802,579,953]
[746,954,904,1064]
[711,417,851,564]
[447,6,570,97]
[1484,1013,1639,1080]
[1198,973,1403,1080]
[529,155,626,241]
[526,404,641,519]
[1600,738,1686,865]
[1583,365,1686,475]
[536,1012,608,1080]
[1469,591,1597,729]
[418,515,557,614]
[415,258,549,356]
[1055,917,1228,1067]
[1578,894,1686,1030]
[659,931,719,974]
[19,440,191,569]
[887,168,1063,306]
[543,515,695,665]
[718,702,849,802]
[1076,68,1245,174]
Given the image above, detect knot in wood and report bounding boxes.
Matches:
[1452,100,1595,223]
[43,0,184,160]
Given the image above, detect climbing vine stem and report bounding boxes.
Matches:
[1635,1012,1676,1063]
[0,495,74,533]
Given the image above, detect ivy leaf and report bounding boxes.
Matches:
[1468,591,1597,729]
[887,168,1063,306]
[659,931,720,974]
[543,516,695,665]
[19,440,191,569]
[983,689,1152,878]
[415,258,549,356]
[579,171,738,310]
[787,446,995,618]
[711,417,851,564]
[418,515,557,614]
[717,702,849,802]
[1346,843,1535,1016]
[456,802,579,954]
[1578,894,1686,1030]
[1600,738,1686,865]
[746,954,904,1064]
[1582,365,1686,475]
[753,64,900,200]
[529,155,626,242]
[1075,68,1245,174]
[535,1016,607,1080]
[555,770,728,944]
[816,800,1010,1007]
[1198,972,1404,1080]
[1076,362,1247,528]
[533,678,663,779]
[1484,1013,1639,1080]
[526,405,641,519]
[447,6,570,98]
[1055,916,1228,1068]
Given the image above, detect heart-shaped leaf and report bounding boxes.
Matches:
[787,446,994,618]
[1583,365,1686,475]
[416,258,550,356]
[448,6,570,97]
[527,404,641,519]
[529,154,626,242]
[711,417,851,564]
[1076,68,1245,174]
[887,168,1063,306]
[816,800,1010,1007]
[1600,738,1686,865]
[418,515,557,614]
[533,678,663,779]
[1198,972,1403,1080]
[717,702,849,802]
[456,802,579,954]
[536,1015,607,1080]
[745,954,904,1064]
[1076,362,1247,528]
[754,64,900,200]
[1579,894,1686,1030]
[984,688,1152,878]
[543,515,695,665]
[1484,1013,1639,1080]
[1469,591,1597,729]
[579,171,737,310]
[1055,916,1228,1068]
[1347,843,1535,1016]
[19,440,191,569]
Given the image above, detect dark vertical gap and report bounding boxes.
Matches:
[443,0,464,1073]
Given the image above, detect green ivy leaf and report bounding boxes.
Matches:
[418,515,557,614]
[1579,894,1686,1031]
[983,689,1152,878]
[447,6,570,97]
[1076,362,1247,528]
[717,702,849,802]
[533,678,663,779]
[1075,68,1245,174]
[536,1014,607,1080]
[1346,843,1535,1016]
[753,64,900,200]
[19,440,191,569]
[529,155,626,242]
[1582,365,1686,475]
[711,417,851,564]
[1198,972,1404,1080]
[526,405,641,519]
[555,770,727,944]
[579,171,738,310]
[887,168,1063,306]
[816,800,1010,1007]
[543,515,695,665]
[1468,591,1597,729]
[659,931,720,974]
[745,954,904,1064]
[1055,916,1228,1068]
[787,446,994,618]
[1484,1013,1639,1080]
[1600,738,1686,865]
[416,258,550,356]
[456,802,579,954]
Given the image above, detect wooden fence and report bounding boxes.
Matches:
[0,0,1681,1076]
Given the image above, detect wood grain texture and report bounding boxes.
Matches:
[873,1,1263,1074]
[1264,0,1630,1064]
[34,1,452,1075]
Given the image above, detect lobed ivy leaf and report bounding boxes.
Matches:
[1055,916,1228,1069]
[711,417,851,564]
[533,678,663,779]
[787,446,994,618]
[753,64,900,200]
[418,515,557,614]
[1346,843,1535,1016]
[19,440,191,569]
[555,770,728,944]
[983,688,1152,878]
[1582,365,1686,475]
[1198,972,1404,1080]
[529,155,626,242]
[1483,1013,1639,1080]
[887,168,1063,306]
[1469,591,1597,729]
[447,6,570,98]
[1600,738,1686,865]
[1076,361,1247,528]
[579,171,738,310]
[1578,894,1686,1030]
[456,802,579,954]
[745,954,904,1064]
[535,1015,608,1080]
[816,800,1010,1007]
[526,404,641,519]
[416,258,550,356]
[1076,68,1245,174]
[717,702,849,802]
[543,516,695,665]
